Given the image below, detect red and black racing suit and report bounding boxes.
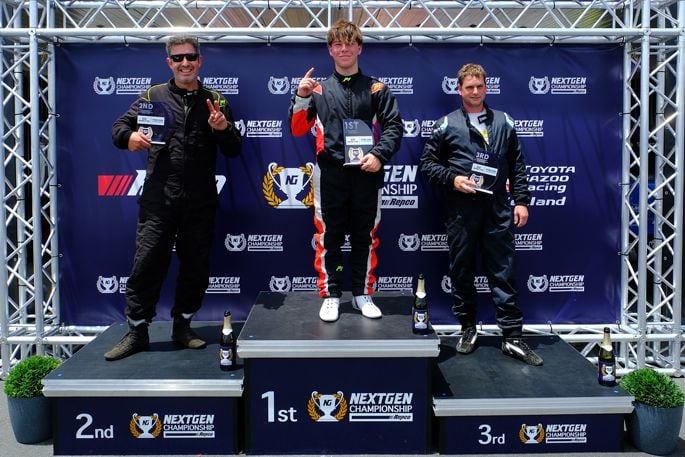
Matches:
[289,71,403,298]
[112,78,242,322]
[419,105,530,336]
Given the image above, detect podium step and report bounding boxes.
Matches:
[433,335,633,454]
[43,321,243,455]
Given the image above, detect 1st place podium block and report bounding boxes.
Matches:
[238,291,440,455]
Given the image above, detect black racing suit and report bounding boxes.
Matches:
[289,70,403,298]
[112,78,242,322]
[419,104,530,336]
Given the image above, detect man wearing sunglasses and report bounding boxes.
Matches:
[106,35,242,361]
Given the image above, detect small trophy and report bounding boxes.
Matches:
[312,391,343,422]
[469,150,499,194]
[136,101,175,145]
[342,119,374,167]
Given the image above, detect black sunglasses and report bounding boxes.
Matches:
[169,53,199,63]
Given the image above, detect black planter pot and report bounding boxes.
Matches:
[626,402,683,455]
[6,396,53,444]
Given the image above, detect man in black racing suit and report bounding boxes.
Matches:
[105,35,242,361]
[420,63,542,366]
[289,20,403,322]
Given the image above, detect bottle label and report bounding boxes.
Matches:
[598,360,616,382]
[413,311,428,329]
[220,347,234,366]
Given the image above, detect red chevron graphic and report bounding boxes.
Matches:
[98,175,134,196]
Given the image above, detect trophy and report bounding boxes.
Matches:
[520,423,543,444]
[469,150,499,194]
[268,162,313,208]
[132,413,159,438]
[136,101,175,145]
[312,391,343,422]
[342,119,374,166]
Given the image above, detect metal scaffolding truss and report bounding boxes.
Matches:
[0,1,682,378]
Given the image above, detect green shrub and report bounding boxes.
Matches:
[620,368,685,408]
[3,355,61,398]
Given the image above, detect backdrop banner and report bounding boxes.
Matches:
[55,43,623,326]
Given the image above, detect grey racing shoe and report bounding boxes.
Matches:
[104,323,149,361]
[456,326,478,354]
[171,317,207,349]
[502,337,544,366]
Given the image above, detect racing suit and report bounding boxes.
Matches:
[289,71,403,298]
[419,104,530,336]
[112,78,242,322]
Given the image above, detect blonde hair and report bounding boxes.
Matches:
[327,20,363,46]
[457,63,487,86]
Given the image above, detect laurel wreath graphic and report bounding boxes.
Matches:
[307,392,348,421]
[519,423,545,444]
[129,413,162,438]
[262,165,313,208]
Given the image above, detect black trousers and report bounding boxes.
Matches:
[445,194,523,336]
[125,200,216,322]
[312,163,382,298]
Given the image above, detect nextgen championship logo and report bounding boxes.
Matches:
[129,412,216,439]
[307,391,414,423]
[518,422,588,445]
[93,76,152,95]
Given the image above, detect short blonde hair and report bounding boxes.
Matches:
[457,63,486,86]
[327,20,363,46]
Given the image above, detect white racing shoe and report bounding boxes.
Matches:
[352,295,382,319]
[319,297,340,322]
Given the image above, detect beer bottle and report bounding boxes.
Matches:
[597,327,616,386]
[412,274,430,335]
[219,310,237,371]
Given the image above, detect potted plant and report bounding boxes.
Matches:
[620,367,685,455]
[3,354,61,444]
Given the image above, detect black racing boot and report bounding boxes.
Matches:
[502,337,544,366]
[104,323,149,361]
[456,326,478,354]
[171,317,206,349]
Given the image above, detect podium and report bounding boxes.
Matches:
[41,296,634,455]
[238,291,441,454]
[432,335,633,454]
[42,322,243,455]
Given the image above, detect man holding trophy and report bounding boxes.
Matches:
[420,63,543,366]
[105,35,242,361]
[289,20,403,322]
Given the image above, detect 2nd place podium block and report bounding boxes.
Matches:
[43,322,243,455]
